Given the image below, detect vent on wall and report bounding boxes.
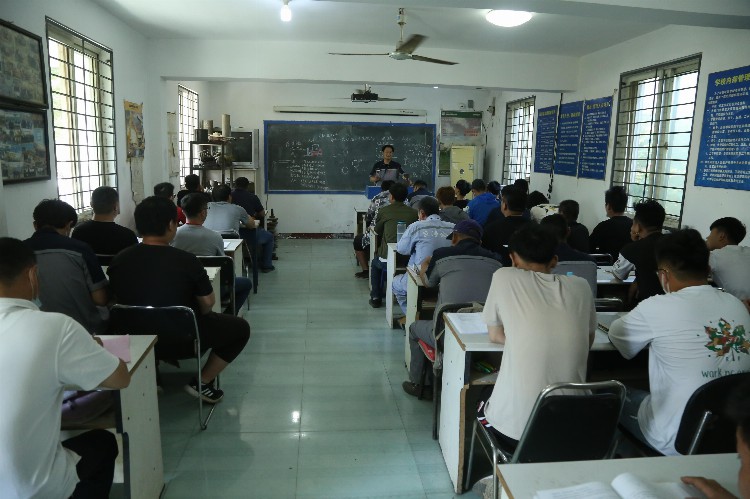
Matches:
[273,106,426,116]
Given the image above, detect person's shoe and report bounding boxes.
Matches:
[260,266,275,273]
[402,381,433,400]
[369,297,382,308]
[355,270,369,279]
[185,378,224,404]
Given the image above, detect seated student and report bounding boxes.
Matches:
[172,193,253,314]
[403,220,503,397]
[353,180,394,279]
[681,379,750,499]
[108,196,250,403]
[478,224,596,448]
[24,199,109,334]
[72,186,138,255]
[0,237,130,498]
[558,199,590,252]
[482,185,531,266]
[407,179,432,208]
[154,181,186,225]
[454,179,471,210]
[612,199,666,304]
[392,197,454,317]
[437,186,469,224]
[176,173,212,207]
[205,184,275,273]
[540,214,596,262]
[609,229,750,456]
[526,190,549,211]
[487,180,502,200]
[369,183,418,308]
[589,186,632,261]
[467,179,499,226]
[706,217,750,303]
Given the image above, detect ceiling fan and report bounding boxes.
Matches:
[348,84,405,103]
[329,8,458,66]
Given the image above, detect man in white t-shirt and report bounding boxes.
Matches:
[480,224,596,445]
[0,237,130,498]
[706,217,750,305]
[609,229,750,456]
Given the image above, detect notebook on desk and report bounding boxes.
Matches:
[223,241,231,250]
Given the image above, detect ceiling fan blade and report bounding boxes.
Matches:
[328,52,389,56]
[411,54,458,65]
[377,97,406,102]
[395,34,426,54]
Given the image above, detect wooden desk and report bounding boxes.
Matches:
[404,267,437,371]
[497,453,740,499]
[205,267,221,313]
[439,312,617,493]
[597,265,635,285]
[385,243,399,328]
[66,335,163,499]
[355,209,367,236]
[223,238,244,282]
[368,227,376,292]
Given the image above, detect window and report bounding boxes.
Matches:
[46,19,116,214]
[502,96,535,184]
[178,85,199,179]
[611,55,700,227]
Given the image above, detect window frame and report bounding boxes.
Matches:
[502,96,535,185]
[46,18,117,215]
[610,54,701,228]
[178,85,199,180]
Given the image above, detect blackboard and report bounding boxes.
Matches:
[264,121,436,193]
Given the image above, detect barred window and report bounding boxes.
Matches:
[502,96,535,184]
[178,85,199,180]
[46,18,116,214]
[611,55,700,227]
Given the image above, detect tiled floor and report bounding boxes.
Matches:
[157,239,466,498]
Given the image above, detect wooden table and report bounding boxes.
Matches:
[65,335,163,499]
[355,209,367,236]
[403,267,437,371]
[497,453,740,499]
[205,266,221,313]
[223,238,244,282]
[439,312,618,493]
[385,243,399,328]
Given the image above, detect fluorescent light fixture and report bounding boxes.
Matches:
[485,10,532,27]
[433,86,439,89]
[281,0,292,22]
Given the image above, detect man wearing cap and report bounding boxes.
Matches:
[403,219,503,398]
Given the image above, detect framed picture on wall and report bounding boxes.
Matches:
[0,19,48,108]
[0,105,51,184]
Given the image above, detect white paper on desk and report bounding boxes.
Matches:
[101,335,131,363]
[450,314,488,335]
[223,240,231,249]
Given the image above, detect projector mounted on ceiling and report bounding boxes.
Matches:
[349,84,405,103]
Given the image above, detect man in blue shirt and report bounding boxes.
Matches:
[467,179,499,226]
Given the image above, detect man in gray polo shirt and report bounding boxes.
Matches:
[403,220,503,398]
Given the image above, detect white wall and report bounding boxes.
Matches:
[3,0,151,238]
[155,80,489,234]
[538,25,750,238]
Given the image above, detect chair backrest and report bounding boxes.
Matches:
[512,380,626,464]
[108,304,200,360]
[590,253,613,266]
[220,231,240,239]
[595,297,625,312]
[675,372,750,455]
[552,261,597,296]
[196,255,235,312]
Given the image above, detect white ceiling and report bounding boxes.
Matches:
[90,0,750,57]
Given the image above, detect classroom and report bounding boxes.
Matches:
[1,1,750,498]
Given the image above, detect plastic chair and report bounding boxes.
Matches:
[675,373,750,455]
[552,261,598,296]
[465,380,626,498]
[108,304,219,430]
[197,255,238,314]
[590,253,614,266]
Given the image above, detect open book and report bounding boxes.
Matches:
[534,472,706,499]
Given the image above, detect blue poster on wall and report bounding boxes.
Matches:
[578,96,613,180]
[695,65,750,191]
[554,101,584,176]
[533,106,558,173]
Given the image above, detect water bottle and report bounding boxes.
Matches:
[396,221,406,242]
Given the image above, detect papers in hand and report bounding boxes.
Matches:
[448,313,488,335]
[534,472,706,499]
[101,335,131,363]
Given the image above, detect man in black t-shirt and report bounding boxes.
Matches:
[559,199,590,253]
[482,186,531,266]
[108,196,250,404]
[72,187,138,256]
[369,144,405,184]
[590,186,632,262]
[612,199,665,305]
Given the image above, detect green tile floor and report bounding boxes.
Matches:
[157,239,470,498]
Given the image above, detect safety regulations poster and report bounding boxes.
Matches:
[553,101,583,176]
[533,105,558,173]
[578,96,613,180]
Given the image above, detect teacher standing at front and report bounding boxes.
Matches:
[369,144,407,184]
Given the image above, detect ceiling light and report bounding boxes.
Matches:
[433,86,439,89]
[485,10,532,28]
[280,0,292,22]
